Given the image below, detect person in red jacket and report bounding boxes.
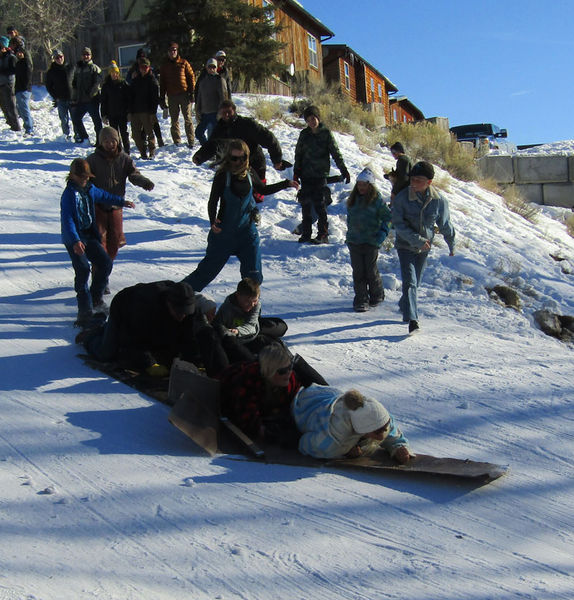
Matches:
[159,41,195,148]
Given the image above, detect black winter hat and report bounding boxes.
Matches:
[410,161,435,180]
[390,141,405,154]
[166,282,195,316]
[303,105,321,122]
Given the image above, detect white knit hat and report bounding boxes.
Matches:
[349,398,390,434]
[357,168,375,184]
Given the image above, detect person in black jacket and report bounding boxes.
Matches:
[192,99,285,194]
[14,41,33,134]
[389,141,413,202]
[0,36,20,131]
[128,58,160,159]
[82,280,224,376]
[100,61,131,154]
[45,49,75,139]
[126,48,164,147]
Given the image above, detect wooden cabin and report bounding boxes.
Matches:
[322,44,398,125]
[245,0,334,95]
[56,0,334,95]
[389,96,425,124]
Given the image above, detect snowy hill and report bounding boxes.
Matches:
[1,90,573,600]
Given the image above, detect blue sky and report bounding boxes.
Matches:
[300,0,572,146]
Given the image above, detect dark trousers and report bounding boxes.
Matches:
[347,243,383,307]
[300,181,329,237]
[0,84,20,131]
[65,237,112,314]
[109,116,130,154]
[72,99,102,142]
[397,248,429,322]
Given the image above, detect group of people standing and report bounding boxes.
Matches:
[0,27,33,134]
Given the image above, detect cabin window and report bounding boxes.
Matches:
[344,62,350,90]
[393,108,398,122]
[378,83,382,100]
[308,34,318,69]
[118,44,145,75]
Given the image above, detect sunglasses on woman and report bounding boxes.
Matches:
[275,364,293,376]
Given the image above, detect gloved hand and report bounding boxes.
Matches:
[146,363,169,377]
[52,100,58,108]
[341,169,351,184]
[162,108,169,120]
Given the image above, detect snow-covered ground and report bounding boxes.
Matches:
[1,89,574,600]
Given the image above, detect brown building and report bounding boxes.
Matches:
[59,0,334,93]
[245,0,334,94]
[389,96,425,124]
[322,44,398,125]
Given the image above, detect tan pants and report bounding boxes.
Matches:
[167,92,194,146]
[131,113,157,157]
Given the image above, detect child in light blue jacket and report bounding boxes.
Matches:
[292,385,411,461]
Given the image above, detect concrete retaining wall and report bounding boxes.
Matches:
[477,155,574,208]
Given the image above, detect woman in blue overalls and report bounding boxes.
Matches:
[183,139,299,292]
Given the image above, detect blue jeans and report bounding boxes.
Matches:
[72,99,102,142]
[182,224,262,292]
[397,248,429,322]
[65,237,112,314]
[15,90,33,133]
[195,112,218,146]
[56,99,72,137]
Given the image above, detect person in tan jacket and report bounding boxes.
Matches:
[160,41,195,148]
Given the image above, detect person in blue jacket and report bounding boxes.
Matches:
[60,158,134,326]
[346,167,392,312]
[292,386,412,461]
[182,139,299,291]
[391,161,455,334]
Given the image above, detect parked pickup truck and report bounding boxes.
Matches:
[450,123,517,154]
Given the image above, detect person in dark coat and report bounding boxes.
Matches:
[0,36,20,131]
[193,100,284,189]
[14,41,33,134]
[129,58,160,159]
[126,48,164,147]
[60,158,134,326]
[46,49,75,139]
[182,139,299,292]
[293,105,350,244]
[100,61,131,154]
[83,280,222,376]
[389,141,413,201]
[71,47,103,143]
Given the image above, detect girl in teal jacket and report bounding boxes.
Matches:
[345,168,391,312]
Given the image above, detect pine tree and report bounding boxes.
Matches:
[144,0,285,90]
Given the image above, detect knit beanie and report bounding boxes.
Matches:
[357,168,375,184]
[303,105,321,122]
[108,60,120,75]
[410,161,435,180]
[166,282,195,316]
[82,47,92,56]
[206,58,218,68]
[390,141,405,154]
[98,126,120,146]
[343,390,390,434]
[52,48,64,58]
